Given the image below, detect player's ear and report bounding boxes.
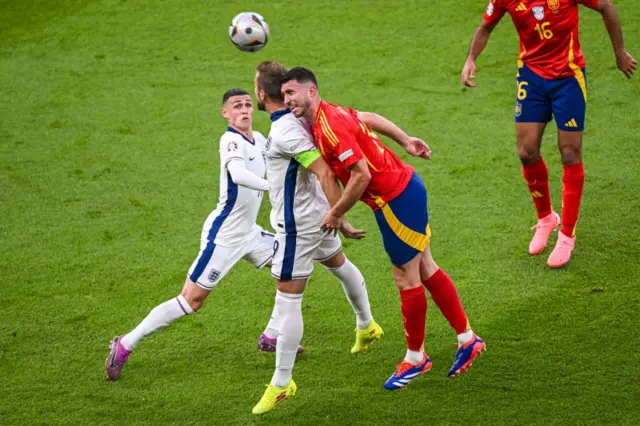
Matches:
[221,106,229,120]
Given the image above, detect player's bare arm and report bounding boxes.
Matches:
[306,154,343,232]
[357,111,431,159]
[592,0,637,78]
[328,159,370,219]
[309,155,366,239]
[461,20,499,87]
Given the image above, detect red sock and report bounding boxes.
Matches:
[522,157,552,219]
[560,162,584,237]
[423,269,469,335]
[400,286,427,351]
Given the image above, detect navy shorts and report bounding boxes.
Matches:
[515,64,587,131]
[374,173,430,267]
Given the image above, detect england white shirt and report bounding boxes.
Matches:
[266,109,329,235]
[206,127,267,247]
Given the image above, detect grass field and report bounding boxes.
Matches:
[1,0,640,424]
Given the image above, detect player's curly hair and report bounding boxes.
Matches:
[281,67,318,89]
[256,61,288,102]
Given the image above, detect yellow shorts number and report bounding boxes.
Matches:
[517,81,529,100]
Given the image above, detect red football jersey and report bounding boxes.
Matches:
[483,0,599,79]
[312,101,414,210]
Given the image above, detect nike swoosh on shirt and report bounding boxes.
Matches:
[249,157,256,161]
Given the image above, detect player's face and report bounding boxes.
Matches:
[254,72,266,112]
[282,80,312,118]
[221,95,253,131]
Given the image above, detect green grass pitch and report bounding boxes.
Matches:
[1,0,639,424]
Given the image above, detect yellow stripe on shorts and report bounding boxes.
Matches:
[376,198,430,252]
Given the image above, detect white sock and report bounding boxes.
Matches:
[263,294,280,340]
[457,329,474,346]
[271,291,303,388]
[325,258,372,329]
[404,349,424,364]
[121,295,194,351]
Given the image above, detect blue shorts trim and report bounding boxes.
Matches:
[374,173,429,266]
[515,64,587,132]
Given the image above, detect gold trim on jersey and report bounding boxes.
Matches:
[318,111,339,147]
[568,35,587,102]
[375,197,430,252]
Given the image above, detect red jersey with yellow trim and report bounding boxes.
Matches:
[483,0,599,79]
[312,100,414,210]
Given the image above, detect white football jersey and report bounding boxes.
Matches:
[266,110,329,235]
[206,127,266,247]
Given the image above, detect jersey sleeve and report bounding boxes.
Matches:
[323,114,364,170]
[279,122,317,158]
[483,0,506,26]
[219,134,245,169]
[577,0,599,9]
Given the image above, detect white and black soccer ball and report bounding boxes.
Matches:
[228,12,270,53]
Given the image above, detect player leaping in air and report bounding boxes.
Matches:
[461,0,636,267]
[281,67,486,390]
[106,89,301,381]
[251,61,382,414]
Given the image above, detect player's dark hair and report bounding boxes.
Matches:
[281,67,318,89]
[222,88,250,105]
[256,61,288,102]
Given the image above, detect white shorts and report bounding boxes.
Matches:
[188,225,274,290]
[271,230,342,281]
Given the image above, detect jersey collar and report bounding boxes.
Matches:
[226,126,255,145]
[270,108,291,122]
[313,100,325,126]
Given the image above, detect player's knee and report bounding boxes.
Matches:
[420,253,439,281]
[517,145,541,165]
[180,293,204,312]
[320,250,345,269]
[559,146,581,165]
[392,268,421,291]
[180,287,207,312]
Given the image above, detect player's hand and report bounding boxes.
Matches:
[321,211,343,236]
[340,220,366,240]
[616,50,637,78]
[461,60,477,88]
[404,137,431,160]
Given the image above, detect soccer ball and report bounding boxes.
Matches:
[228,12,270,52]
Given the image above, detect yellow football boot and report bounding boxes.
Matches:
[252,380,297,415]
[351,319,384,354]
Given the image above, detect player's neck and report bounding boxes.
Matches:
[264,100,288,115]
[229,124,253,141]
[306,98,322,122]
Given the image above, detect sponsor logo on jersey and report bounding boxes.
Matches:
[486,1,494,16]
[532,6,545,20]
[547,0,560,11]
[516,2,527,12]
